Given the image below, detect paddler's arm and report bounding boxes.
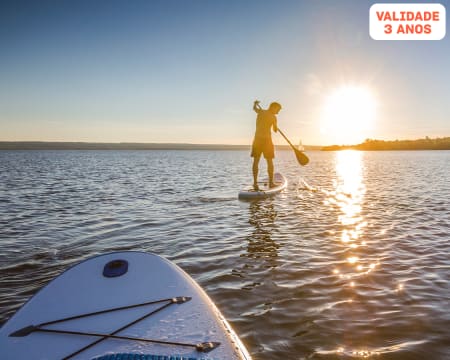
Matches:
[273,117,278,133]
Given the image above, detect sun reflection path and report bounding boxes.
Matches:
[334,150,365,238]
[325,150,383,356]
[328,151,379,282]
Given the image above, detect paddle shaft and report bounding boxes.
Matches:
[277,128,297,151]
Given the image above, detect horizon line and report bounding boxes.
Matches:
[0,136,449,150]
[0,141,323,151]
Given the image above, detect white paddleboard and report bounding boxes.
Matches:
[238,172,287,200]
[0,252,252,360]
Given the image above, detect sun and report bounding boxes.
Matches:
[321,85,376,145]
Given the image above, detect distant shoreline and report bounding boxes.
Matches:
[1,138,449,151]
[0,142,321,151]
[321,137,450,151]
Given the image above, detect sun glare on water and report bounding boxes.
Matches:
[321,86,376,145]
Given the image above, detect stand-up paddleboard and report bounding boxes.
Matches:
[239,172,287,200]
[0,252,252,360]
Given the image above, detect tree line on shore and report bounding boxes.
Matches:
[321,137,450,151]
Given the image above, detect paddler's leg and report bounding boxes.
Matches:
[267,158,275,187]
[252,155,260,190]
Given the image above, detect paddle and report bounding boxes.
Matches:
[277,128,309,166]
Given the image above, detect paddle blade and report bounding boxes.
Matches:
[295,149,309,166]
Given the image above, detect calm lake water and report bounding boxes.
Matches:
[1,150,449,359]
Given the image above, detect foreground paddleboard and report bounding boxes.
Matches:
[0,252,251,360]
[238,172,287,200]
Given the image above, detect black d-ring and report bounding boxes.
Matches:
[103,259,128,278]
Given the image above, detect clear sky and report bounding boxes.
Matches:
[1,0,449,145]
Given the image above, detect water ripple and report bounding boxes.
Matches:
[1,150,449,359]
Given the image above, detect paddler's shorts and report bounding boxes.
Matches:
[251,137,274,159]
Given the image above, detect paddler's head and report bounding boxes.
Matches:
[269,102,282,114]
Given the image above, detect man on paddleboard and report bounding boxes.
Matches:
[251,100,281,190]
